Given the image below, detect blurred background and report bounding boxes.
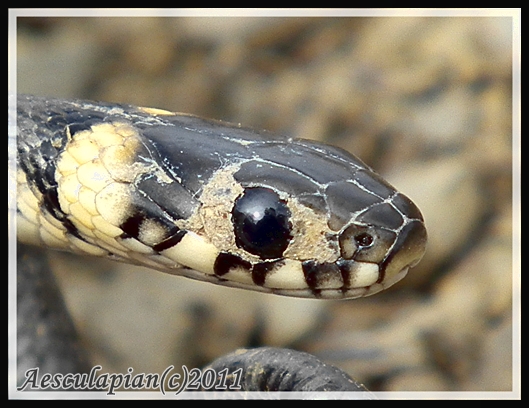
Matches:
[14,13,516,392]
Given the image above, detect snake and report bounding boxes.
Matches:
[11,94,427,393]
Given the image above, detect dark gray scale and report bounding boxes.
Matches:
[138,124,254,195]
[163,113,283,144]
[133,173,198,221]
[291,139,371,172]
[233,161,320,197]
[391,193,425,221]
[353,169,396,199]
[249,142,362,186]
[356,202,404,231]
[325,181,383,231]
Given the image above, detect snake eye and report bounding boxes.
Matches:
[354,232,374,248]
[339,224,379,260]
[232,187,292,260]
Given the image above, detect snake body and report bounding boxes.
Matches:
[14,94,427,301]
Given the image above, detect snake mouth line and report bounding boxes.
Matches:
[174,262,409,300]
[273,266,409,299]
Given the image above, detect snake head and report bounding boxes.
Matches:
[16,95,427,300]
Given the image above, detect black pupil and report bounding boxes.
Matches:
[232,187,292,260]
[354,232,374,248]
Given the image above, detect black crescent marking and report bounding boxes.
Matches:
[252,261,282,287]
[153,229,187,252]
[214,252,252,277]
